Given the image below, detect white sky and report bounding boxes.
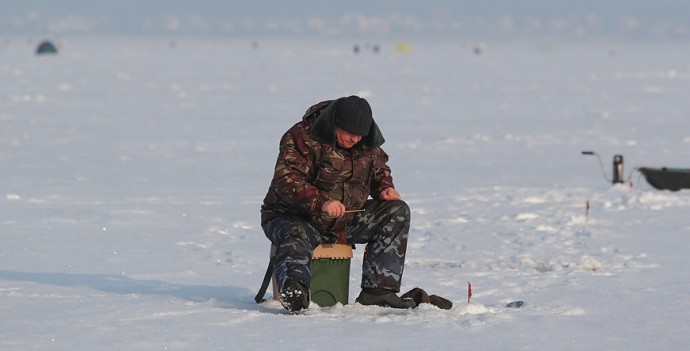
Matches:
[1,0,689,40]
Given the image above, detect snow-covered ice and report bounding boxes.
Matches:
[2,37,690,350]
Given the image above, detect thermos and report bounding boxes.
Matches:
[612,154,624,184]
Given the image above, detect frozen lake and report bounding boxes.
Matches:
[2,36,690,350]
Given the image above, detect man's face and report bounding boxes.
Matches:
[334,127,362,149]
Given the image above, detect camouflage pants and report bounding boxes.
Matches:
[262,199,410,293]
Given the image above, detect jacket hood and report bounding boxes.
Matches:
[305,98,385,148]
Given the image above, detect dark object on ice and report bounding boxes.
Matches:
[355,288,416,309]
[581,151,627,184]
[36,40,58,55]
[582,150,690,191]
[400,287,453,310]
[638,167,690,191]
[505,300,524,308]
[612,154,625,183]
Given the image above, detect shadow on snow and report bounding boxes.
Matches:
[0,270,261,310]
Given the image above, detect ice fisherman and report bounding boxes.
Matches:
[260,96,415,313]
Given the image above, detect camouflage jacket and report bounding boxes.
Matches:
[261,99,395,242]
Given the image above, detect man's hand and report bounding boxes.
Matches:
[322,200,346,218]
[380,187,401,201]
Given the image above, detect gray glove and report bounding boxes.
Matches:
[355,288,416,309]
[401,287,453,310]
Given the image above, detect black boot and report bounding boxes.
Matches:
[279,279,310,314]
[355,288,415,309]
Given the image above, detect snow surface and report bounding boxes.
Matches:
[2,37,690,350]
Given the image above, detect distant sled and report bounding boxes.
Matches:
[582,151,690,191]
[638,167,690,191]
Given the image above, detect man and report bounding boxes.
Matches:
[261,96,415,314]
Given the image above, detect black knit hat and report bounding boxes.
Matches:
[334,96,372,136]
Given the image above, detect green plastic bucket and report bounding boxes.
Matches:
[310,257,351,307]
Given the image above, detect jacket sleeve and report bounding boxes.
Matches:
[270,128,330,216]
[370,148,395,198]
